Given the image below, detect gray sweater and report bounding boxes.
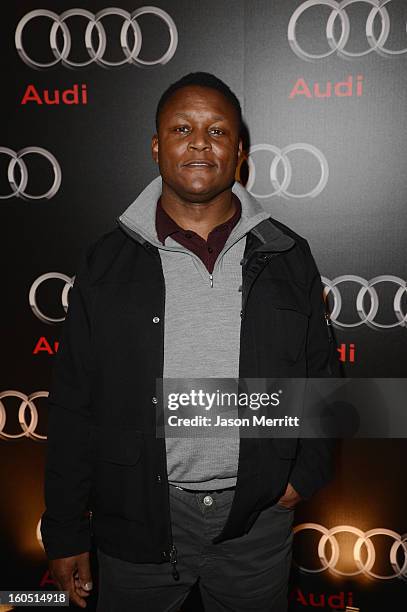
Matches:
[118,176,271,490]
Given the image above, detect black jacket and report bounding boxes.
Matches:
[41,212,341,572]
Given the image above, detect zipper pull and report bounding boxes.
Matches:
[209,273,213,288]
[169,544,179,581]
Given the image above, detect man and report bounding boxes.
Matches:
[41,72,340,611]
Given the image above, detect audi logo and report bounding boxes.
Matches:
[322,275,407,329]
[15,7,178,69]
[0,147,62,200]
[294,523,407,580]
[236,143,329,199]
[0,391,48,440]
[29,272,75,325]
[288,0,407,60]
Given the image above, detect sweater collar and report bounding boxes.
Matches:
[117,175,295,253]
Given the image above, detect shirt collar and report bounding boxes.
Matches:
[156,193,242,245]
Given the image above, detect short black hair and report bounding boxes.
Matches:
[155,71,242,134]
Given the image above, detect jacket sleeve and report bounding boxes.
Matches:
[40,248,95,559]
[289,240,342,500]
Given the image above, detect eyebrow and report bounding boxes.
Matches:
[173,112,226,122]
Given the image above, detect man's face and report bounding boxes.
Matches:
[152,85,242,203]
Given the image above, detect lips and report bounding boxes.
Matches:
[182,160,216,168]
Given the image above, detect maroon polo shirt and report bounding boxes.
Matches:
[155,194,241,274]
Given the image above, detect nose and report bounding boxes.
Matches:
[187,129,212,152]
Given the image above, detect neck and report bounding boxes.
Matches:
[160,182,236,241]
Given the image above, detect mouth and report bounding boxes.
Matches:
[182,160,216,168]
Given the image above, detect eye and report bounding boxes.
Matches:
[174,126,190,133]
[209,128,224,136]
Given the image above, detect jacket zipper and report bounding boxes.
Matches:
[117,226,181,578]
[151,246,180,581]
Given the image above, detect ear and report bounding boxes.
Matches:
[151,134,159,163]
[237,137,243,159]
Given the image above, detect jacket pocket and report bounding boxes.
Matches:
[93,426,144,465]
[90,427,145,520]
[258,278,311,363]
[265,278,311,316]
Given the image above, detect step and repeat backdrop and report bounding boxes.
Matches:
[2,1,407,610]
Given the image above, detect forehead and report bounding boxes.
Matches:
[160,85,238,122]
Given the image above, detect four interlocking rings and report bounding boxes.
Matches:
[0,147,62,200]
[294,523,407,580]
[15,7,178,69]
[322,275,407,329]
[288,0,407,60]
[0,390,48,440]
[236,143,329,199]
[29,273,75,324]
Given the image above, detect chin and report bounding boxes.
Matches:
[185,187,218,202]
[179,181,216,200]
[163,174,229,202]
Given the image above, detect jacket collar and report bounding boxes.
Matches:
[117,175,295,253]
[249,218,295,253]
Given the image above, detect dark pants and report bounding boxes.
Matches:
[96,484,294,612]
